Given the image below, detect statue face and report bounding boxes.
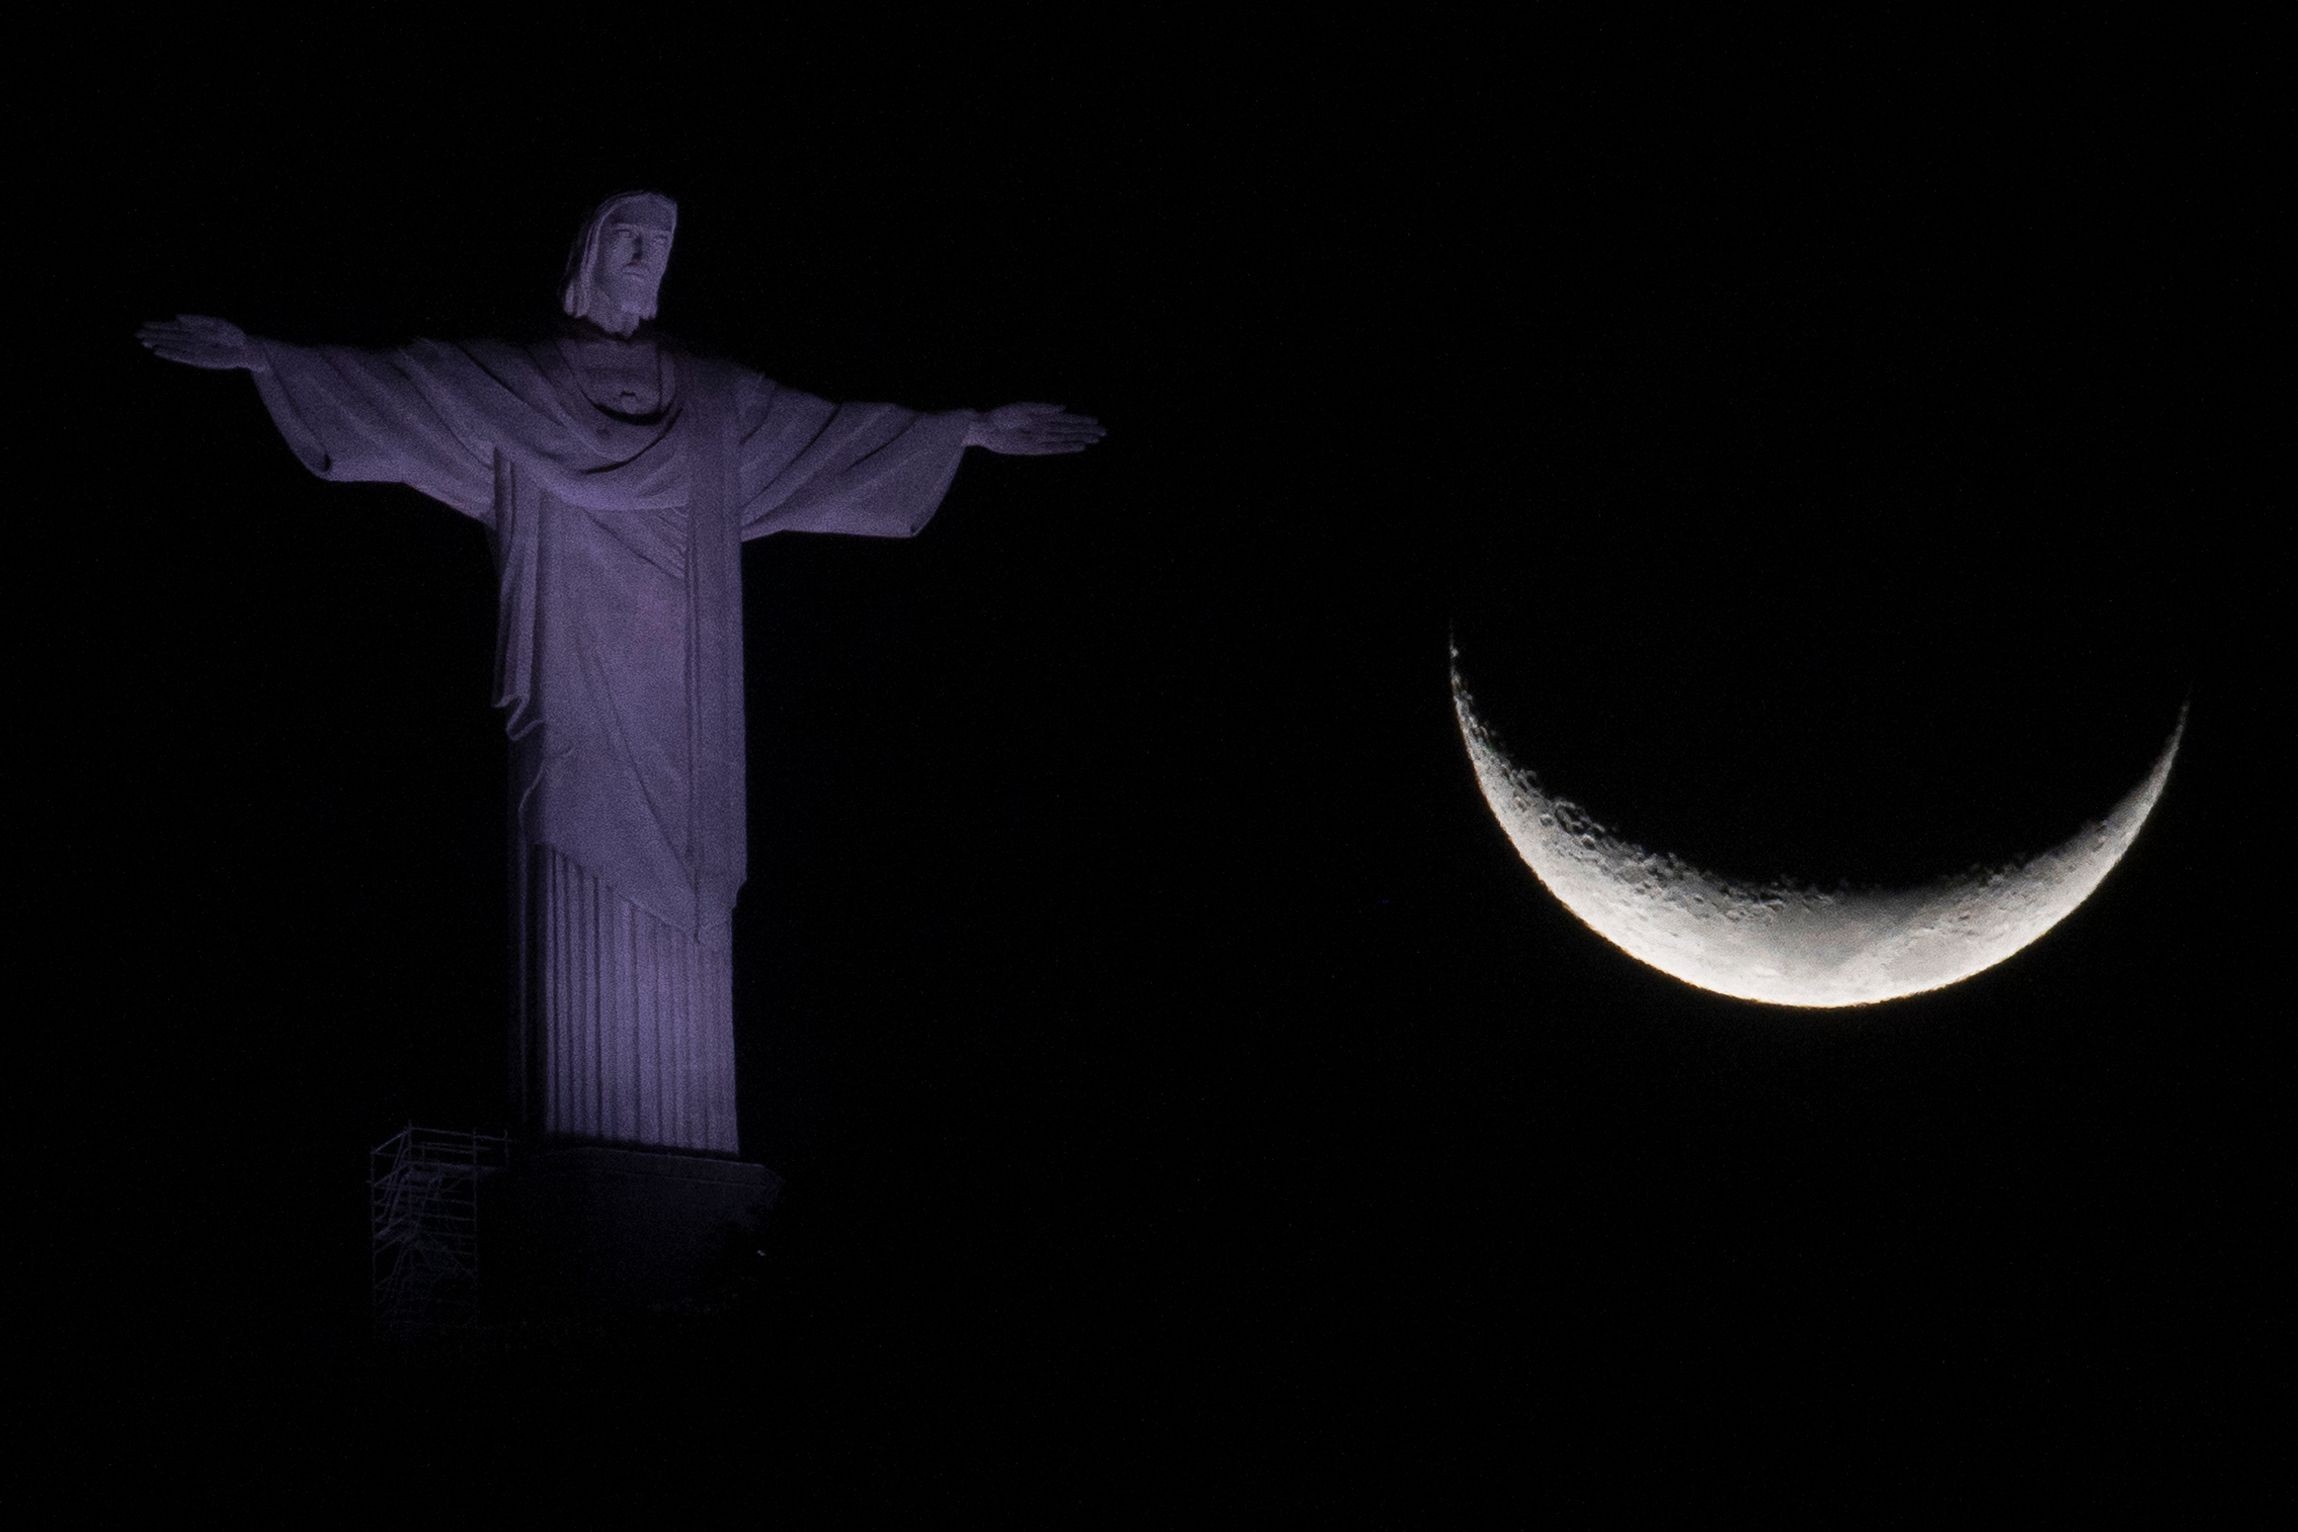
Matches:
[591,203,676,318]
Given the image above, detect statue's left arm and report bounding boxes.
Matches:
[962,402,1107,457]
[737,377,1104,543]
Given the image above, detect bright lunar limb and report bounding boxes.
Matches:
[1452,656,2185,1008]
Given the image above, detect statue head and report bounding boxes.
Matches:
[560,191,679,331]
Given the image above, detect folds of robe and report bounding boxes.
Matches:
[534,844,737,1154]
[250,329,972,1152]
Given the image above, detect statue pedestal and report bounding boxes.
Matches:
[482,1144,782,1318]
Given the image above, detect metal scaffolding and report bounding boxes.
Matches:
[369,1124,512,1340]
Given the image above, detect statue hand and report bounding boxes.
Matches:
[137,314,264,372]
[966,402,1106,456]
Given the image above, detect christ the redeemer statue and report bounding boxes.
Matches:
[141,191,1102,1156]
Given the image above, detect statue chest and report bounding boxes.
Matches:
[559,336,678,419]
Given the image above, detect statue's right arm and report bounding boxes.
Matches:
[137,314,267,373]
[141,316,496,522]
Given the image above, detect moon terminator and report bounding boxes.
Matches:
[1452,652,2183,1008]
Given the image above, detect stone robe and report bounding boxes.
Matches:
[252,330,970,1152]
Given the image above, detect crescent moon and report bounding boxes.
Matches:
[1452,654,2184,1008]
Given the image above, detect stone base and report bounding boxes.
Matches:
[481,1145,782,1319]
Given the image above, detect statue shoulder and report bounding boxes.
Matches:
[435,334,536,369]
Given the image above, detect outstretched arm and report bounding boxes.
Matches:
[737,382,1108,542]
[136,314,494,522]
[137,313,267,372]
[963,402,1106,456]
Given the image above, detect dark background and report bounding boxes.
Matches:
[44,15,2272,1515]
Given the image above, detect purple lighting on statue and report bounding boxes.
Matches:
[138,194,1104,1156]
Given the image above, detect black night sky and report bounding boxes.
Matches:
[46,16,2272,1516]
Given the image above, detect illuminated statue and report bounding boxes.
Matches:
[140,192,1102,1155]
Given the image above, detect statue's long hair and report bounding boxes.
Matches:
[559,190,680,322]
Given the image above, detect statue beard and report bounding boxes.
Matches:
[565,280,659,340]
[604,271,660,320]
